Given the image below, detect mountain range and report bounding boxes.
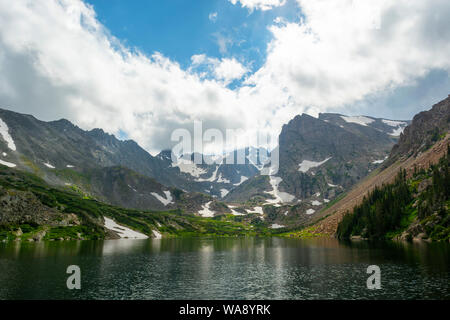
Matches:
[8,96,450,240]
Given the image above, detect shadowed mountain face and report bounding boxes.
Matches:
[0,108,262,210]
[0,108,161,176]
[277,113,397,196]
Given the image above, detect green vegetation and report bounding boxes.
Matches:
[277,226,324,239]
[337,146,450,241]
[43,226,102,241]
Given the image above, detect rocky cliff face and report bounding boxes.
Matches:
[277,113,394,196]
[226,113,399,210]
[387,95,450,165]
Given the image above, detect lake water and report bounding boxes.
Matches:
[0,237,449,300]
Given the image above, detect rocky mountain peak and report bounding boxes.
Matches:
[387,95,450,165]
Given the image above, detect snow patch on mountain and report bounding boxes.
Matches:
[372,156,388,164]
[247,206,263,215]
[311,200,322,206]
[298,157,332,173]
[340,115,374,126]
[228,206,244,216]
[246,206,264,219]
[306,209,316,215]
[382,119,407,127]
[220,188,229,198]
[152,229,162,239]
[381,119,408,136]
[151,190,173,206]
[43,162,55,169]
[172,159,207,178]
[197,165,219,182]
[104,217,148,239]
[0,118,16,151]
[270,224,285,229]
[265,176,295,204]
[389,127,406,136]
[234,175,248,186]
[216,173,230,183]
[328,182,338,187]
[0,159,16,167]
[198,201,215,217]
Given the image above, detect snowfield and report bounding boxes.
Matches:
[43,162,55,169]
[216,173,230,183]
[172,159,207,178]
[372,156,388,164]
[389,127,406,136]
[382,119,407,136]
[220,188,229,198]
[311,200,322,206]
[270,224,285,229]
[340,115,374,126]
[196,165,219,182]
[104,217,149,239]
[233,175,248,186]
[0,118,17,151]
[228,206,244,216]
[306,209,316,215]
[328,182,338,187]
[246,206,264,220]
[298,157,332,173]
[265,176,295,204]
[152,229,162,239]
[0,159,16,167]
[198,201,215,217]
[151,190,174,206]
[382,119,407,127]
[246,206,264,215]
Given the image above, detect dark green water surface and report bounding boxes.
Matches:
[0,237,449,299]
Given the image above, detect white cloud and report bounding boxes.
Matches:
[245,0,450,110]
[208,12,218,22]
[0,0,449,156]
[214,58,249,83]
[213,32,234,54]
[229,0,287,11]
[191,55,249,84]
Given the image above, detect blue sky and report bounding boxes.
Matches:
[84,0,450,120]
[85,0,300,73]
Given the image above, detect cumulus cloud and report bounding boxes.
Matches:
[229,0,287,12]
[208,12,218,22]
[245,0,450,110]
[0,0,449,155]
[191,55,249,84]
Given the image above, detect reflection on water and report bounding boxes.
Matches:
[0,238,449,300]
